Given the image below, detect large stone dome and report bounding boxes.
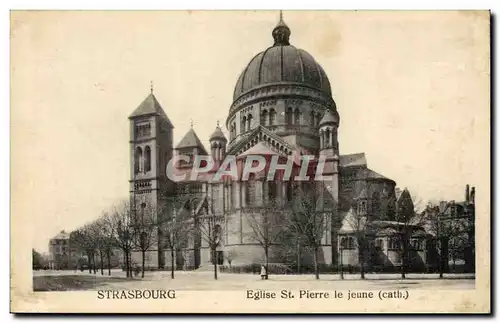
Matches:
[233,17,332,101]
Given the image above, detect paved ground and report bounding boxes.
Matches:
[33,270,475,291]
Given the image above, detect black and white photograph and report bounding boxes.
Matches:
[10,10,490,313]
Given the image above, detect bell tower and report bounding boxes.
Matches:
[129,84,174,269]
[318,109,340,266]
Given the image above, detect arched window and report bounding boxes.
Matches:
[144,146,151,173]
[388,238,401,250]
[340,236,355,249]
[325,128,331,147]
[134,147,143,174]
[357,201,367,214]
[261,110,268,126]
[310,110,315,127]
[372,192,381,218]
[286,181,293,201]
[245,180,256,207]
[376,238,384,249]
[269,109,276,126]
[286,108,293,125]
[241,116,247,133]
[316,113,321,126]
[247,114,253,131]
[267,181,278,200]
[294,108,300,125]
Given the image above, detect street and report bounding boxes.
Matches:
[33,270,475,292]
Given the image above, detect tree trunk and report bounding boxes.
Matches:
[141,250,146,278]
[100,251,104,275]
[126,251,132,278]
[87,252,92,274]
[297,242,301,275]
[125,250,130,278]
[264,245,269,280]
[213,248,218,280]
[359,246,365,279]
[401,237,407,279]
[128,250,134,277]
[313,247,319,280]
[93,253,97,274]
[107,250,111,276]
[171,248,175,279]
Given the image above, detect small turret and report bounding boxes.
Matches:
[209,121,227,162]
[318,110,339,154]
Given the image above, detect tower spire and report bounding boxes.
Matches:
[150,80,154,94]
[272,10,290,46]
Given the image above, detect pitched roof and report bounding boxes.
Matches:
[357,187,369,199]
[209,125,227,141]
[52,230,70,240]
[238,142,280,157]
[397,188,413,204]
[319,110,337,126]
[129,93,173,126]
[363,168,394,181]
[228,125,294,156]
[175,128,205,150]
[339,153,367,168]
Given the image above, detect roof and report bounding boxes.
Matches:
[357,187,369,199]
[51,230,70,240]
[209,125,227,141]
[228,125,294,156]
[129,93,173,126]
[339,153,367,168]
[319,110,337,126]
[363,168,393,181]
[233,22,331,101]
[238,142,280,157]
[397,188,412,203]
[175,128,205,150]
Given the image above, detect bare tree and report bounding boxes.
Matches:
[158,194,194,279]
[284,182,329,280]
[343,203,370,280]
[198,194,223,280]
[244,197,285,279]
[87,218,109,276]
[394,188,427,279]
[109,200,135,278]
[71,224,99,274]
[96,212,116,276]
[131,197,158,278]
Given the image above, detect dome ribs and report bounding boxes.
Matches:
[295,46,305,82]
[280,45,284,82]
[258,46,273,84]
[240,52,263,97]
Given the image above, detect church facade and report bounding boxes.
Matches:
[128,15,427,272]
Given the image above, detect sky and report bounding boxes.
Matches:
[10,11,489,253]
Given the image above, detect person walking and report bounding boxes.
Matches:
[260,265,267,280]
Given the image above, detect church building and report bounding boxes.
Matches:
[128,14,425,272]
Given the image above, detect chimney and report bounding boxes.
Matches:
[470,187,475,205]
[465,184,470,203]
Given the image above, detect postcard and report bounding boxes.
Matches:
[10,10,490,313]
